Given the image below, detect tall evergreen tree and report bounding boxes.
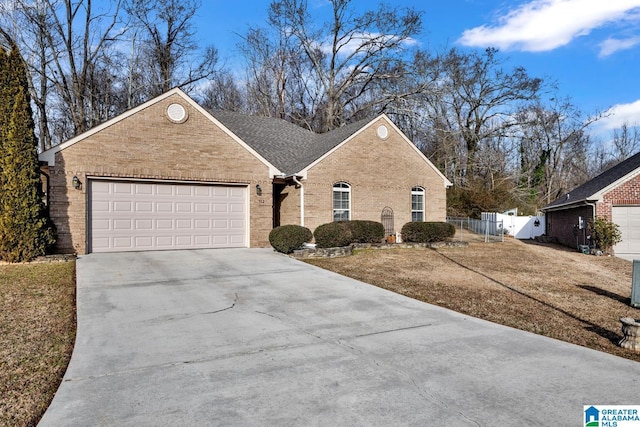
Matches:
[0,41,54,262]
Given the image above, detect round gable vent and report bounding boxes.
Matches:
[167,103,188,123]
[376,124,389,140]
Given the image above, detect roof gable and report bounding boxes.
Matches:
[38,89,280,175]
[544,150,640,210]
[299,115,453,187]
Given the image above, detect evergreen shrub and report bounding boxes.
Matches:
[314,222,353,248]
[0,44,55,262]
[348,220,385,243]
[269,224,313,254]
[401,222,455,243]
[587,218,622,254]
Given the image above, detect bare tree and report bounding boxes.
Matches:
[238,24,300,121]
[246,0,423,132]
[611,123,640,161]
[1,0,126,145]
[515,97,600,206]
[200,71,245,112]
[238,0,329,130]
[125,0,218,99]
[432,48,542,180]
[1,1,55,150]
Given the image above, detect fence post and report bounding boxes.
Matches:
[484,219,489,243]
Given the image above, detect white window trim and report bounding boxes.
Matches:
[412,186,425,222]
[333,182,351,221]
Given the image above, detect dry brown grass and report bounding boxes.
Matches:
[306,232,640,362]
[0,261,76,427]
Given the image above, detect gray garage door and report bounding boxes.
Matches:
[90,180,247,253]
[612,206,640,260]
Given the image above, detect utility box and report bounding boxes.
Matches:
[632,261,640,308]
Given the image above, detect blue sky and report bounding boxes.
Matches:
[193,0,640,137]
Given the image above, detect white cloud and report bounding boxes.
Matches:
[597,100,640,130]
[458,0,640,52]
[598,36,640,57]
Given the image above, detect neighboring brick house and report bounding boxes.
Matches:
[542,151,640,259]
[39,88,452,254]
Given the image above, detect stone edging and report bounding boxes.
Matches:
[0,254,76,266]
[291,241,469,259]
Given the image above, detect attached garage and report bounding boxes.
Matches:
[89,180,248,253]
[612,206,640,260]
[543,149,640,259]
[37,88,450,255]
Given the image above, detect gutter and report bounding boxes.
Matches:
[542,198,595,212]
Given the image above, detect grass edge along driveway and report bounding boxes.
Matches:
[0,261,76,427]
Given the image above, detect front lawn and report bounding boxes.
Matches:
[306,235,640,362]
[0,261,76,427]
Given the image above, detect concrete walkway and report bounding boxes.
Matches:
[39,249,640,426]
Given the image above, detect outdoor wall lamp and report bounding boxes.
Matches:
[256,184,262,196]
[72,175,81,190]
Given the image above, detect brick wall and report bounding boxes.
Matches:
[46,93,273,254]
[278,185,301,227]
[599,174,640,220]
[546,205,593,249]
[298,118,448,234]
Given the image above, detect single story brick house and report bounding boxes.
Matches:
[38,88,452,254]
[542,151,640,259]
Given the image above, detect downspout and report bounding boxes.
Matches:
[40,168,50,214]
[585,201,597,248]
[292,176,304,227]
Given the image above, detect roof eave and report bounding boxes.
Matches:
[542,198,598,212]
[39,88,187,166]
[296,114,453,187]
[38,89,283,177]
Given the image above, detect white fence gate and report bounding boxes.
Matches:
[497,213,545,239]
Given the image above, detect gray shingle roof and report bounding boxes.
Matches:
[544,150,640,210]
[211,111,369,175]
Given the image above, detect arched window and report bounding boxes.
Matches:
[333,182,351,221]
[411,187,425,222]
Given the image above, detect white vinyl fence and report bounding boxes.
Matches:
[498,213,545,239]
[447,213,546,242]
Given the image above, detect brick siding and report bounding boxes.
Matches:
[600,173,640,220]
[299,118,447,234]
[45,96,449,254]
[545,205,593,249]
[46,94,272,254]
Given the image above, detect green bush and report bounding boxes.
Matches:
[269,224,313,254]
[314,222,353,248]
[348,220,385,243]
[401,222,455,243]
[587,217,622,254]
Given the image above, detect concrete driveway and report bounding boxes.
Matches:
[40,249,640,426]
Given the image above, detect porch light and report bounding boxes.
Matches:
[72,175,81,190]
[256,184,262,196]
